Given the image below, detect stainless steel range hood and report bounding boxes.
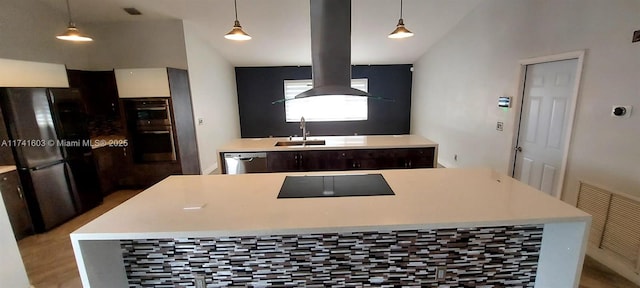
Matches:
[273,0,394,104]
[294,0,370,99]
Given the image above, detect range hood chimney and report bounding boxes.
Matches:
[294,0,370,99]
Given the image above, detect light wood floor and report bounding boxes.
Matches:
[17,189,639,288]
[18,190,140,288]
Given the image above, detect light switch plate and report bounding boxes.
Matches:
[496,122,504,131]
[498,97,511,108]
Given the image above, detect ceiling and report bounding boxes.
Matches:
[37,0,481,66]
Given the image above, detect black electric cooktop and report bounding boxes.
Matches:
[277,174,395,199]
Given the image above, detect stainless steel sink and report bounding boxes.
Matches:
[275,140,326,146]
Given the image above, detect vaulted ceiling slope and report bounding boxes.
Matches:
[35,0,481,66]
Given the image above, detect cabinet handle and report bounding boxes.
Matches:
[17,186,23,199]
[408,160,412,168]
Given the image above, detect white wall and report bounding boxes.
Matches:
[0,0,90,69]
[0,192,30,287]
[411,0,640,279]
[0,1,188,71]
[412,0,639,203]
[183,21,240,174]
[85,20,188,70]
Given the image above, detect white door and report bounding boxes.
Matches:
[513,59,578,196]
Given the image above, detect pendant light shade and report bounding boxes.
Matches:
[56,24,93,42]
[388,0,414,39]
[56,0,92,42]
[225,0,251,41]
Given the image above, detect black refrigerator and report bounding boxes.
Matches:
[0,87,102,232]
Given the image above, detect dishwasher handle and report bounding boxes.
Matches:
[224,152,267,159]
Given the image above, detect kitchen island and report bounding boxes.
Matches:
[218,135,439,173]
[71,168,590,287]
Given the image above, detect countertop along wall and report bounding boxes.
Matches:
[411,0,639,203]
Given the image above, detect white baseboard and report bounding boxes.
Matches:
[202,163,218,175]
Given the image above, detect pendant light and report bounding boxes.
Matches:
[56,0,93,42]
[388,0,414,39]
[224,0,251,41]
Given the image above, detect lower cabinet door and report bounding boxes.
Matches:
[94,146,128,195]
[267,151,304,172]
[407,148,435,168]
[0,170,33,240]
[265,147,436,173]
[305,150,349,171]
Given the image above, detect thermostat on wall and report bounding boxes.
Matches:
[498,97,511,108]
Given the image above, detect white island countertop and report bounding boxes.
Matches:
[217,134,438,153]
[71,168,589,240]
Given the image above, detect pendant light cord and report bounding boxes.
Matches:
[400,0,404,19]
[234,0,239,21]
[65,0,74,23]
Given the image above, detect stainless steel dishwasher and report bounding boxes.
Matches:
[223,152,268,174]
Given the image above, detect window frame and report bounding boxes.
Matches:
[283,78,369,122]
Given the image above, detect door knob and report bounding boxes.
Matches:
[515,147,523,152]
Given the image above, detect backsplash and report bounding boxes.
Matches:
[235,65,413,138]
[88,116,124,138]
[121,225,543,287]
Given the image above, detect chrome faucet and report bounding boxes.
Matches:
[300,116,307,141]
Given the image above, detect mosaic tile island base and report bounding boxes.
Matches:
[70,168,590,287]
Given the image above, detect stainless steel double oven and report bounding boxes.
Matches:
[123,98,177,162]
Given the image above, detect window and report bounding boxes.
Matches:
[284,79,368,122]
